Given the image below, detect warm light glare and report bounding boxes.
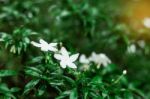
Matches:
[123,0,150,27]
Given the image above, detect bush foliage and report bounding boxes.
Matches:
[0,0,150,98]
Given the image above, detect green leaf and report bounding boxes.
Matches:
[63,76,76,86]
[0,70,18,77]
[124,91,134,99]
[5,93,16,99]
[90,76,102,85]
[56,90,71,99]
[10,87,20,93]
[30,56,43,63]
[26,67,42,74]
[25,67,41,77]
[0,83,10,93]
[102,91,108,98]
[36,85,46,96]
[89,92,98,98]
[69,88,78,99]
[23,79,40,94]
[83,92,88,99]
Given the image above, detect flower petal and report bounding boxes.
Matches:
[39,39,48,45]
[60,61,67,68]
[68,62,77,68]
[60,47,69,56]
[54,54,62,60]
[70,53,79,62]
[48,46,58,52]
[31,41,41,47]
[79,54,89,64]
[49,43,57,46]
[89,52,97,61]
[41,47,49,51]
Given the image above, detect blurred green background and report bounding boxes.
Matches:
[0,0,150,98]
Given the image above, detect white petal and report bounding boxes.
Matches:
[60,47,69,56]
[127,44,136,53]
[49,43,57,46]
[143,18,150,28]
[79,55,85,62]
[79,54,90,64]
[54,54,62,60]
[39,39,48,45]
[41,47,49,51]
[68,62,77,68]
[89,52,97,61]
[48,46,58,52]
[70,53,79,62]
[99,53,106,57]
[60,61,67,68]
[137,40,145,48]
[31,41,41,47]
[123,70,127,75]
[91,52,97,57]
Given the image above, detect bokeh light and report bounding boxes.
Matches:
[122,0,150,37]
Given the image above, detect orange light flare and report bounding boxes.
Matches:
[121,0,150,39]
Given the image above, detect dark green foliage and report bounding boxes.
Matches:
[0,0,149,98]
[0,27,37,54]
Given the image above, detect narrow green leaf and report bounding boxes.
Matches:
[36,85,46,96]
[69,88,78,99]
[23,79,40,94]
[56,90,71,99]
[0,83,10,93]
[0,70,17,77]
[25,67,41,77]
[10,87,20,93]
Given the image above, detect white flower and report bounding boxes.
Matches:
[89,52,111,67]
[79,54,90,71]
[54,47,79,69]
[137,40,145,48]
[80,64,90,71]
[143,18,150,28]
[127,44,136,54]
[60,10,70,17]
[79,54,90,64]
[123,70,127,75]
[31,39,58,52]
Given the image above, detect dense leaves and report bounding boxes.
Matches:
[0,70,17,77]
[0,0,150,98]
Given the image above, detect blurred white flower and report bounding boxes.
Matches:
[123,70,127,75]
[31,39,58,52]
[81,64,90,71]
[79,54,90,64]
[54,47,79,69]
[127,44,136,54]
[137,40,145,48]
[79,54,90,71]
[143,18,150,28]
[56,10,70,21]
[89,52,111,67]
[60,10,70,17]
